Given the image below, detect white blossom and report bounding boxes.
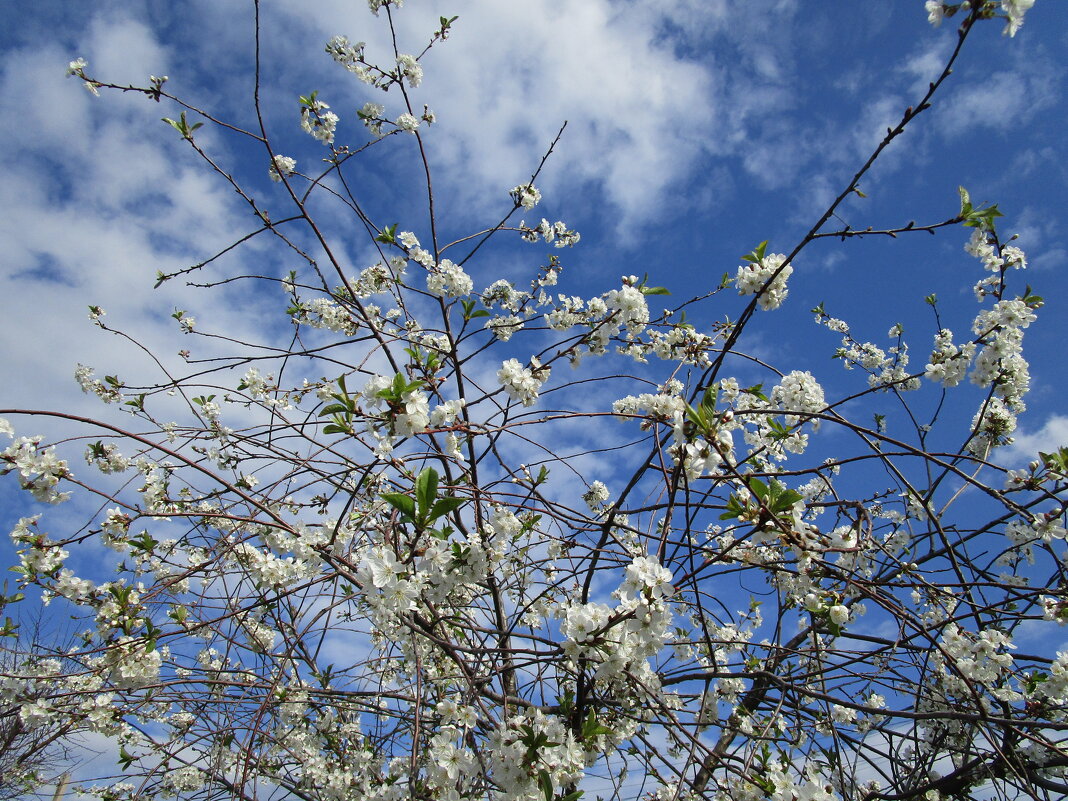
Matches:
[426,259,473,297]
[498,358,549,407]
[735,252,793,310]
[396,54,423,87]
[300,97,339,144]
[395,112,420,133]
[268,154,296,182]
[510,183,541,210]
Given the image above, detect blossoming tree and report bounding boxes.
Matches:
[3,1,1066,800]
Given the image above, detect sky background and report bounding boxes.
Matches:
[1,0,1067,794]
[1,0,1065,450]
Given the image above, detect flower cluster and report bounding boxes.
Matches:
[325,35,391,90]
[300,95,339,144]
[426,258,474,297]
[925,1,1034,36]
[613,385,687,426]
[924,329,975,387]
[735,252,792,310]
[395,54,423,87]
[583,480,611,512]
[268,154,296,182]
[1,431,71,504]
[559,555,674,690]
[75,364,123,403]
[488,710,588,801]
[933,623,1017,704]
[85,441,129,474]
[604,281,650,335]
[395,112,419,132]
[485,313,523,341]
[291,297,358,334]
[361,374,431,439]
[11,516,68,579]
[970,298,1034,410]
[482,279,529,312]
[66,57,100,95]
[519,218,581,247]
[510,183,542,209]
[770,370,826,427]
[498,358,550,406]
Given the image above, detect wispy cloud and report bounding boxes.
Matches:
[1002,413,1068,465]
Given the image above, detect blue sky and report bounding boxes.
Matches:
[2,0,1067,706]
[1,0,1065,453]
[1,0,1067,795]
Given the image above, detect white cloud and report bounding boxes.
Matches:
[390,0,722,234]
[15,0,886,249]
[1002,414,1068,464]
[1030,246,1067,271]
[231,0,816,237]
[1008,145,1058,178]
[934,66,1059,138]
[83,14,170,85]
[899,38,953,96]
[0,18,282,439]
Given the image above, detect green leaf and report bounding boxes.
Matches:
[1020,284,1044,308]
[538,770,553,801]
[742,240,769,264]
[958,186,1003,231]
[375,223,398,245]
[460,299,490,320]
[130,532,159,553]
[743,383,768,402]
[719,494,746,521]
[701,384,719,411]
[318,403,352,417]
[686,403,708,431]
[640,285,671,296]
[1040,448,1068,476]
[429,496,465,521]
[381,492,416,520]
[581,709,614,740]
[415,467,439,518]
[161,111,203,140]
[1024,671,1049,693]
